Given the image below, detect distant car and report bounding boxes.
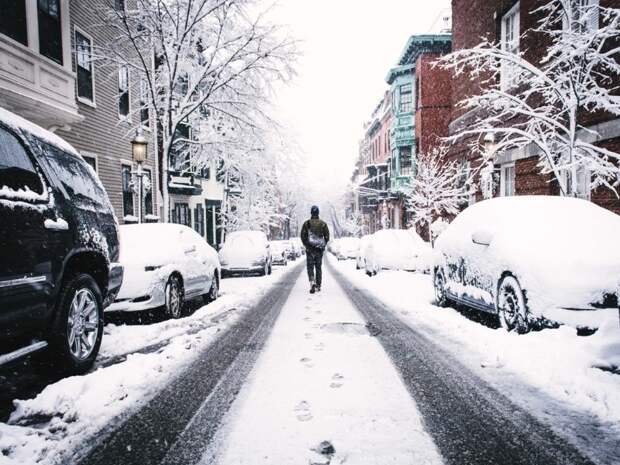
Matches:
[364,229,431,276]
[335,237,361,260]
[270,241,289,266]
[108,224,220,318]
[219,231,273,277]
[356,235,372,270]
[433,196,620,333]
[283,240,297,261]
[0,107,122,373]
[292,237,305,255]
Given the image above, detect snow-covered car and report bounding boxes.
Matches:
[283,240,297,261]
[219,230,273,277]
[292,237,305,255]
[364,229,431,276]
[270,241,289,266]
[334,237,361,260]
[108,224,220,319]
[356,235,372,270]
[433,196,620,333]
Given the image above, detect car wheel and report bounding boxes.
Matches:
[433,268,450,307]
[497,275,531,334]
[48,273,104,374]
[165,275,184,319]
[205,273,219,304]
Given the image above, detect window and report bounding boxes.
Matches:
[500,163,515,196]
[194,204,205,237]
[76,30,95,103]
[561,166,591,199]
[118,66,130,118]
[0,126,44,195]
[399,83,412,113]
[0,0,27,45]
[501,2,520,90]
[82,154,97,172]
[114,0,125,10]
[38,0,63,64]
[139,79,150,127]
[173,203,191,227]
[399,146,412,175]
[121,164,134,217]
[143,169,154,215]
[564,0,599,32]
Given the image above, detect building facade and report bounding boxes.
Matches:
[449,0,620,213]
[0,0,159,223]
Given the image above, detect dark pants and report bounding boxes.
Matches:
[306,249,324,287]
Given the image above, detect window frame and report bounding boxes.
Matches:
[399,83,413,114]
[37,0,63,65]
[121,162,135,218]
[139,78,150,129]
[142,167,154,215]
[74,26,96,107]
[500,1,520,91]
[500,162,516,197]
[81,152,98,173]
[118,65,131,120]
[563,0,600,33]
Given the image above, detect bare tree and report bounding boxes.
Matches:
[441,0,620,197]
[98,0,297,220]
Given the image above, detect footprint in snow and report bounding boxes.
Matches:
[305,332,313,340]
[314,342,325,352]
[303,316,312,322]
[294,401,313,422]
[300,357,315,368]
[330,373,344,389]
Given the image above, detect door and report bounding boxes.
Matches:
[0,125,65,340]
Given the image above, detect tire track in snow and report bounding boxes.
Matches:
[73,264,303,465]
[329,261,596,465]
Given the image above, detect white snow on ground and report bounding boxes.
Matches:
[329,256,620,464]
[0,266,297,465]
[205,266,444,465]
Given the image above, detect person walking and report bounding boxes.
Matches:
[300,205,330,294]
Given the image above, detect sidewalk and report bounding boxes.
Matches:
[206,266,443,464]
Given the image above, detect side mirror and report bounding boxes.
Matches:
[471,230,492,246]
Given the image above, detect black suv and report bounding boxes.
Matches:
[0,108,123,373]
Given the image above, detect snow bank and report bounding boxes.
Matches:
[0,266,296,465]
[330,257,620,463]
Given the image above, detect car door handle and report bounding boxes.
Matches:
[44,218,69,231]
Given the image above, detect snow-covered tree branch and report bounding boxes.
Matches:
[440,0,620,197]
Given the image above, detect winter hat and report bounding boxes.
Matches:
[311,205,319,217]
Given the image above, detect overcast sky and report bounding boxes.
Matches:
[271,0,451,202]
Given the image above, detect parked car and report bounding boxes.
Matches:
[219,231,272,277]
[284,240,297,261]
[292,237,305,255]
[364,229,431,276]
[334,237,361,260]
[108,224,220,318]
[270,241,289,266]
[356,235,372,270]
[433,196,620,333]
[0,107,122,373]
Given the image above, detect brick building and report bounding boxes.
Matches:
[448,0,620,213]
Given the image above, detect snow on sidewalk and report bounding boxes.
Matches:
[0,266,295,465]
[205,267,444,465]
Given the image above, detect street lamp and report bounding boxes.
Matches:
[131,129,149,223]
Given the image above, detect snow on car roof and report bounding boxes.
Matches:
[0,106,80,156]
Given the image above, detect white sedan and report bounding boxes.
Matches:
[334,237,361,260]
[433,196,620,333]
[364,229,431,276]
[108,224,220,318]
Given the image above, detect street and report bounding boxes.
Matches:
[4,258,617,465]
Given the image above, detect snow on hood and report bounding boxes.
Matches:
[435,196,620,310]
[220,231,268,265]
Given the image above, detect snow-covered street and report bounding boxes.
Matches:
[2,256,618,465]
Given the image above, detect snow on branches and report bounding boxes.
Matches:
[441,0,620,197]
[405,148,469,244]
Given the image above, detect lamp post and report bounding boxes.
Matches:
[131,129,149,223]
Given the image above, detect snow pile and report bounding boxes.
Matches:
[435,196,620,325]
[0,266,296,465]
[330,257,620,463]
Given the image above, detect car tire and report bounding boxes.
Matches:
[164,274,184,319]
[204,273,219,304]
[433,268,450,308]
[497,275,531,334]
[47,273,104,375]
